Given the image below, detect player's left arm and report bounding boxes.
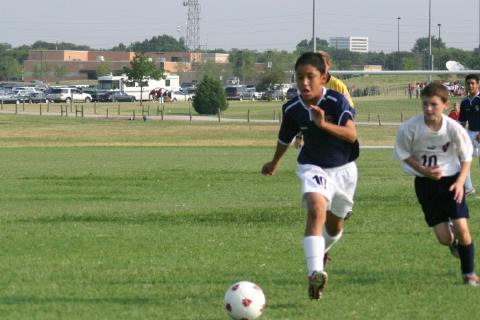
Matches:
[308,104,357,143]
[450,124,474,203]
[450,160,471,203]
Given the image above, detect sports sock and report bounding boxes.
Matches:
[458,242,475,275]
[323,227,343,253]
[303,236,325,276]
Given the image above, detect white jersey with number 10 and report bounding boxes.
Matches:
[394,114,473,177]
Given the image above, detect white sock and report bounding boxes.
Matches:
[303,236,325,276]
[323,227,343,253]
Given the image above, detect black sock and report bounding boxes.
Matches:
[458,242,475,275]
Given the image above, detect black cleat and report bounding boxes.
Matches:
[308,271,328,300]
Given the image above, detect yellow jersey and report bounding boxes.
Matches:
[326,75,354,107]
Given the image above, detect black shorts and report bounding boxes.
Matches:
[414,174,469,227]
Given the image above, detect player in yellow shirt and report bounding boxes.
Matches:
[320,51,355,108]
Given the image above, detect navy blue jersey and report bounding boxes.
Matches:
[278,88,359,168]
[459,93,480,131]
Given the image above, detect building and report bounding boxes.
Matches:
[23,50,230,82]
[328,37,369,53]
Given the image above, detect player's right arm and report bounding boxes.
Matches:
[262,143,289,176]
[404,156,443,180]
[262,104,299,176]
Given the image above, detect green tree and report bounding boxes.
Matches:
[192,75,228,115]
[229,49,257,84]
[128,35,186,52]
[412,36,445,53]
[0,56,22,81]
[123,53,165,104]
[111,43,128,52]
[256,68,286,91]
[197,59,232,83]
[400,54,418,70]
[31,40,91,51]
[96,61,112,77]
[295,38,329,54]
[54,64,67,79]
[32,62,49,81]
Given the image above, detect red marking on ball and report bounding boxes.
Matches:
[242,298,252,307]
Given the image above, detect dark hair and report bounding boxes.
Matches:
[295,52,326,74]
[420,82,449,103]
[465,74,479,83]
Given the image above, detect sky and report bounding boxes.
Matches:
[0,0,478,53]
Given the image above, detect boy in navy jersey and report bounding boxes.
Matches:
[459,74,480,194]
[394,82,478,286]
[261,52,359,299]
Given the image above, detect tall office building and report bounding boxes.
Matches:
[329,37,369,53]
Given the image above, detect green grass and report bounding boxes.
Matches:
[1,93,464,125]
[0,113,479,319]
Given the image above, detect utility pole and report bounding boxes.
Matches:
[428,0,432,80]
[437,23,441,70]
[183,0,201,51]
[312,0,316,52]
[397,17,401,69]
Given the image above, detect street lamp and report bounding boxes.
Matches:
[312,0,316,52]
[428,0,432,79]
[437,23,441,41]
[397,17,401,69]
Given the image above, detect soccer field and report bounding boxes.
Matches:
[0,114,478,319]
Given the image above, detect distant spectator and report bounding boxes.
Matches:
[415,83,421,99]
[407,83,413,99]
[448,102,460,121]
[158,89,164,104]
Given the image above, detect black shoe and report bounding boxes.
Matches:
[308,271,328,300]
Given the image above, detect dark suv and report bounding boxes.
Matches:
[225,86,255,101]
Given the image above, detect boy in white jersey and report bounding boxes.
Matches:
[394,82,478,286]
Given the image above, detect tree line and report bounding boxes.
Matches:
[0,34,479,84]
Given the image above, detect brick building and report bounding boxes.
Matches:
[23,50,229,82]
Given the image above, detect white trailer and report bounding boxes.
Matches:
[97,74,180,101]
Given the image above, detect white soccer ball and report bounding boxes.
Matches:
[224,281,266,320]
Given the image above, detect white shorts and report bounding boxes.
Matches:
[467,130,480,157]
[296,162,357,219]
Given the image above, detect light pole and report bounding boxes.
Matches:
[437,23,441,69]
[428,0,432,80]
[397,17,401,69]
[312,0,316,52]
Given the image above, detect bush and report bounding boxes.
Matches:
[192,76,228,115]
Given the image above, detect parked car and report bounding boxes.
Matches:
[286,88,298,100]
[98,91,136,102]
[253,91,264,100]
[27,92,50,104]
[0,94,26,104]
[171,91,193,102]
[261,90,285,101]
[12,87,40,95]
[46,88,92,103]
[83,88,109,102]
[225,86,255,101]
